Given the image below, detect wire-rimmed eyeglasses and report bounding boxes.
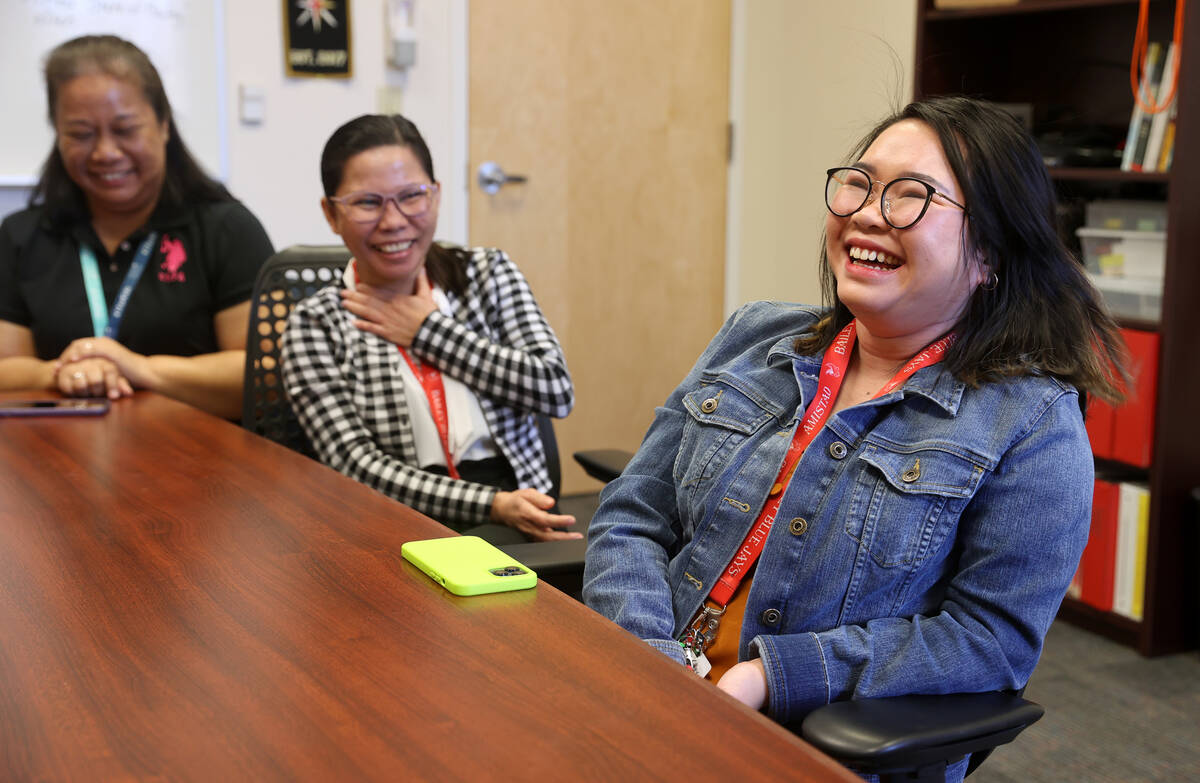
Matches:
[328,183,439,224]
[825,167,967,229]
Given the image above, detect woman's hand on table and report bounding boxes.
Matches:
[491,488,583,542]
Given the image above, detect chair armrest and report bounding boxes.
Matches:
[572,449,633,483]
[495,539,587,577]
[496,539,589,597]
[799,692,1043,776]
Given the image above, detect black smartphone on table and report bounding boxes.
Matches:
[0,399,111,417]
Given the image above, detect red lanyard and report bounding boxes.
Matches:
[706,320,955,606]
[348,260,461,480]
[397,348,461,480]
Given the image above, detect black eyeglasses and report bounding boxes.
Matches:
[825,167,967,229]
[328,184,439,223]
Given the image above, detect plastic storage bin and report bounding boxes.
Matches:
[1084,200,1166,230]
[1077,227,1166,279]
[1087,273,1162,322]
[1085,200,1168,232]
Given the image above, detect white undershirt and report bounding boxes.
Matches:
[343,263,498,468]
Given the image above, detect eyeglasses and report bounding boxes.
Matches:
[328,183,439,223]
[825,167,967,229]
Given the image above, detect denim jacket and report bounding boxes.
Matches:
[583,302,1091,727]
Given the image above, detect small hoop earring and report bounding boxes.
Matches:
[981,271,999,291]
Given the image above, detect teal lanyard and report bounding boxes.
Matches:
[78,232,158,338]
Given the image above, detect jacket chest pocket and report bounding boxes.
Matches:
[674,382,774,496]
[845,444,986,569]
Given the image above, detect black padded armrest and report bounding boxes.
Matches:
[496,539,589,596]
[496,539,588,577]
[799,692,1043,776]
[572,449,633,484]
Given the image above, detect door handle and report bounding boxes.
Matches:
[477,161,528,194]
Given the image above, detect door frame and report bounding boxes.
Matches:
[725,0,746,317]
[445,0,470,247]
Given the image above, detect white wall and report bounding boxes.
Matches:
[727,0,918,311]
[0,0,468,252]
[225,0,467,249]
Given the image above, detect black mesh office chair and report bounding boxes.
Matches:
[242,245,588,593]
[243,245,348,454]
[574,449,1044,782]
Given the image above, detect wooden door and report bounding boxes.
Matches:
[469,0,731,494]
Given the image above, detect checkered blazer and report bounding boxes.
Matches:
[280,246,574,528]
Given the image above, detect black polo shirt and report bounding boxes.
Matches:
[0,199,274,360]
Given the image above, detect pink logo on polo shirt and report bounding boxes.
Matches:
[158,236,187,282]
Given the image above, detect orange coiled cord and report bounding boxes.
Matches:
[1131,0,1187,113]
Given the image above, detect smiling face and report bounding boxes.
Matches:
[322,144,440,295]
[54,71,169,222]
[825,119,985,344]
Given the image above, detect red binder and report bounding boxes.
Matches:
[1080,479,1119,612]
[1112,329,1160,468]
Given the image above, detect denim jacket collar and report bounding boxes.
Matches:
[769,335,966,416]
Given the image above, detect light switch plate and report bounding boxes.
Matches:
[239,85,265,126]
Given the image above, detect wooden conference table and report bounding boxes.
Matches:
[0,392,857,782]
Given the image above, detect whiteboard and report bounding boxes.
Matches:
[0,0,226,186]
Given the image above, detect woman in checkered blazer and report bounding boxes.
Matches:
[280,114,578,540]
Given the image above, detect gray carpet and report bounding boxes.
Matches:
[974,620,1200,782]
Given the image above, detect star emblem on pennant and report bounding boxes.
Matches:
[296,0,338,33]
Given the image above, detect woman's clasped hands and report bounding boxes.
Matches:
[54,337,149,399]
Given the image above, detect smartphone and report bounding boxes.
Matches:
[401,536,537,596]
[0,398,111,417]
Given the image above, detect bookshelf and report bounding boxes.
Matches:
[915,0,1200,656]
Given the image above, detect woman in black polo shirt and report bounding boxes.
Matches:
[0,35,273,419]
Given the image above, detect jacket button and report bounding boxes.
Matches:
[700,397,718,413]
[828,441,848,459]
[788,517,808,536]
[760,608,782,626]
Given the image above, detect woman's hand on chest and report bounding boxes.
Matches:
[341,269,437,348]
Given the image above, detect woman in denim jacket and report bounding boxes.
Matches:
[583,97,1127,750]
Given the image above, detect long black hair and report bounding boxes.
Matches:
[32,34,230,222]
[320,113,469,295]
[799,96,1127,404]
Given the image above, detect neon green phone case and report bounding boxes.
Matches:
[401,536,537,595]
